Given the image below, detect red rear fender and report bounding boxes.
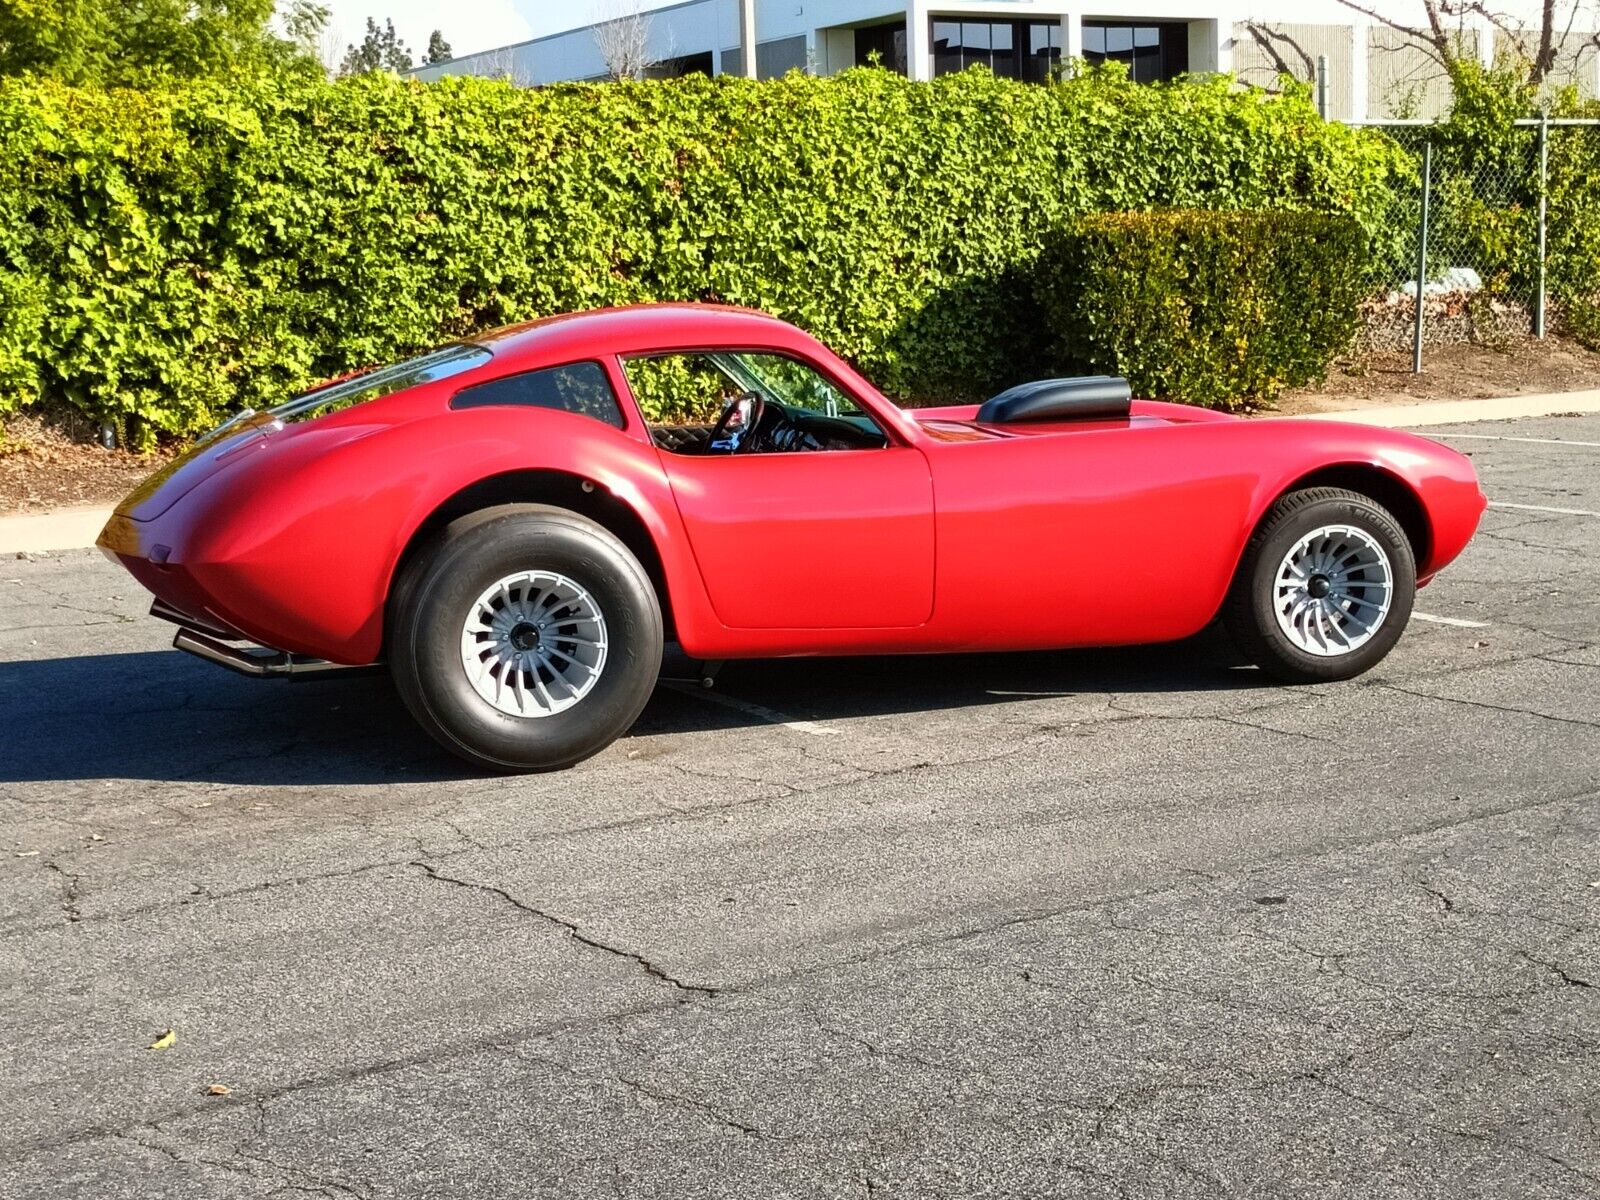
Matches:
[118,409,712,664]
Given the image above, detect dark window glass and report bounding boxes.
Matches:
[1165,24,1190,77]
[1082,21,1189,82]
[934,18,1061,82]
[451,361,625,428]
[962,21,990,60]
[855,21,907,74]
[1024,21,1060,82]
[646,49,713,79]
[991,22,1015,77]
[932,20,961,75]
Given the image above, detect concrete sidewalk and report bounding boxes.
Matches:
[1,505,113,557]
[1293,386,1600,427]
[5,388,1600,555]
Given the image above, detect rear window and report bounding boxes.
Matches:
[272,345,491,423]
[450,361,625,429]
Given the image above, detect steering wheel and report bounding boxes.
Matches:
[707,391,766,454]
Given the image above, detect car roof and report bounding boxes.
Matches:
[467,303,813,369]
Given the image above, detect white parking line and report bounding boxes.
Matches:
[662,680,841,736]
[1488,501,1600,517]
[1413,612,1490,629]
[1431,434,1600,448]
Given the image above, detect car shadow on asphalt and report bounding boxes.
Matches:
[0,628,1276,786]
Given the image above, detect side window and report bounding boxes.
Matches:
[621,351,887,456]
[622,355,737,427]
[451,361,625,429]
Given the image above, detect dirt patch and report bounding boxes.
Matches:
[0,415,173,516]
[1270,334,1600,416]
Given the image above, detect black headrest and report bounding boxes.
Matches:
[976,376,1132,425]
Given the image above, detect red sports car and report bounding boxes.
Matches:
[100,304,1486,771]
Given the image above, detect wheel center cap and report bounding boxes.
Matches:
[1307,574,1333,600]
[509,622,542,652]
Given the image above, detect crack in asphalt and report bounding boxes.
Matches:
[1374,681,1600,730]
[8,785,1596,1173]
[1418,880,1456,914]
[1308,1074,1600,1187]
[3,857,422,937]
[1517,950,1594,989]
[524,1052,787,1143]
[409,861,717,997]
[42,859,82,923]
[1102,696,1337,743]
[124,1125,374,1200]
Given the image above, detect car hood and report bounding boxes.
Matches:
[905,400,1242,440]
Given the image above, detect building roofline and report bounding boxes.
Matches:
[437,0,724,65]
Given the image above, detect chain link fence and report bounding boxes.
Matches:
[1352,118,1560,362]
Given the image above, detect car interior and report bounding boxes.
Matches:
[624,351,889,455]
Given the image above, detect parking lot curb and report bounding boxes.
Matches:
[0,506,112,556]
[1293,388,1600,428]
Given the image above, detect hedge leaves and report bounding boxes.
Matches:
[0,67,1407,434]
[1039,211,1368,409]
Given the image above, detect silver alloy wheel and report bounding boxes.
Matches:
[459,570,608,717]
[1272,523,1394,657]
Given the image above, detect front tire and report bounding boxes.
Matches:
[390,505,663,772]
[1223,487,1415,683]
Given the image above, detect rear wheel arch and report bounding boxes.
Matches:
[385,470,675,649]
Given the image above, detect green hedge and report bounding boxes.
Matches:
[1036,210,1367,408]
[0,67,1407,438]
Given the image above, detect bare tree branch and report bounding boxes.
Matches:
[1335,0,1453,70]
[593,3,654,81]
[1335,0,1600,88]
[1243,21,1315,77]
[476,46,534,87]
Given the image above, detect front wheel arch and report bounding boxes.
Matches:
[1222,485,1417,682]
[1274,463,1432,573]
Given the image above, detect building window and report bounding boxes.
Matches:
[646,50,713,79]
[1082,22,1189,83]
[855,21,907,75]
[932,20,1061,83]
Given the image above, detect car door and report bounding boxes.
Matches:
[922,418,1258,648]
[659,448,935,629]
[634,351,935,630]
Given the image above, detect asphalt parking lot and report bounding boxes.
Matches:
[2,413,1597,1199]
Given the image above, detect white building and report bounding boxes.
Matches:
[413,1,1600,120]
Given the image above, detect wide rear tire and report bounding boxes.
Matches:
[389,505,663,772]
[1223,487,1415,683]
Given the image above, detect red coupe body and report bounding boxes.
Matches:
[100,304,1486,668]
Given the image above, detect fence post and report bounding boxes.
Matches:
[1316,55,1329,119]
[1413,140,1432,374]
[1535,113,1549,339]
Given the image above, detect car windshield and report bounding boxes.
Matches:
[270,344,491,424]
